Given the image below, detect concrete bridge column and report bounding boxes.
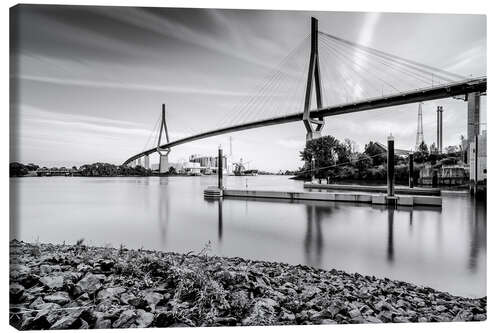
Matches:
[159,155,169,173]
[467,92,481,165]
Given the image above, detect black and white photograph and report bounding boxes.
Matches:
[8,2,488,330]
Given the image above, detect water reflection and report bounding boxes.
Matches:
[468,198,487,272]
[205,197,224,244]
[304,205,329,267]
[218,198,223,242]
[387,207,394,263]
[158,177,169,247]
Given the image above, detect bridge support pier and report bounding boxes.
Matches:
[157,103,171,175]
[467,92,481,166]
[303,17,324,142]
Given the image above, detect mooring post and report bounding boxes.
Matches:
[409,152,414,188]
[387,135,395,201]
[218,146,223,190]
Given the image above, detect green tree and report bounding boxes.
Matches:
[300,136,348,180]
[353,152,373,171]
[10,162,28,177]
[363,141,386,166]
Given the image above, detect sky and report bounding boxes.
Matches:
[10,5,486,171]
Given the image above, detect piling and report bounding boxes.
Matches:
[218,146,223,189]
[387,135,395,196]
[409,152,414,188]
[387,135,397,205]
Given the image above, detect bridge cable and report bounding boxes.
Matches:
[320,36,402,95]
[319,31,467,82]
[213,34,311,130]
[214,37,308,128]
[319,39,386,99]
[228,36,310,126]
[321,34,438,87]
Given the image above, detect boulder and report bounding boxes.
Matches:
[136,309,154,328]
[40,275,64,290]
[50,308,84,329]
[144,291,163,310]
[97,287,126,301]
[32,303,62,328]
[30,296,45,310]
[112,309,137,328]
[95,318,112,329]
[242,298,278,325]
[10,283,25,303]
[43,291,71,305]
[76,273,102,295]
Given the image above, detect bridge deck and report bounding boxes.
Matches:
[124,77,486,165]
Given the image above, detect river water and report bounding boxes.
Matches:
[10,175,486,298]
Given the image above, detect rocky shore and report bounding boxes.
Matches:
[9,240,486,329]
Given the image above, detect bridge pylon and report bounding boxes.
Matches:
[157,103,171,174]
[303,17,324,141]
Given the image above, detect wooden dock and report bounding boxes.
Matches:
[221,189,442,207]
[303,183,441,196]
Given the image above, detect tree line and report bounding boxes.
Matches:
[9,162,152,177]
[298,136,463,183]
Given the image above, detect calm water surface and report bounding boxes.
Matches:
[10,176,486,298]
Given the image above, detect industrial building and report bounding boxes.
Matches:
[189,154,227,174]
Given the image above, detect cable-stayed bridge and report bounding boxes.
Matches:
[123,17,486,167]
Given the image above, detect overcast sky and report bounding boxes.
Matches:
[10,5,486,171]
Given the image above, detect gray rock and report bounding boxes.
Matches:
[365,316,383,323]
[144,291,163,310]
[40,264,61,275]
[348,308,362,319]
[453,310,473,321]
[320,319,337,325]
[97,287,126,301]
[213,317,238,326]
[95,318,112,329]
[136,309,154,328]
[76,273,102,295]
[242,298,278,325]
[40,275,64,290]
[120,292,138,305]
[43,291,71,305]
[32,303,62,327]
[300,286,321,301]
[112,309,137,328]
[50,309,84,329]
[393,316,410,323]
[10,283,25,303]
[10,264,31,279]
[280,311,295,321]
[30,296,45,310]
[435,305,447,312]
[473,313,486,321]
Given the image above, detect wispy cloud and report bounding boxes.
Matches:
[17,75,248,97]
